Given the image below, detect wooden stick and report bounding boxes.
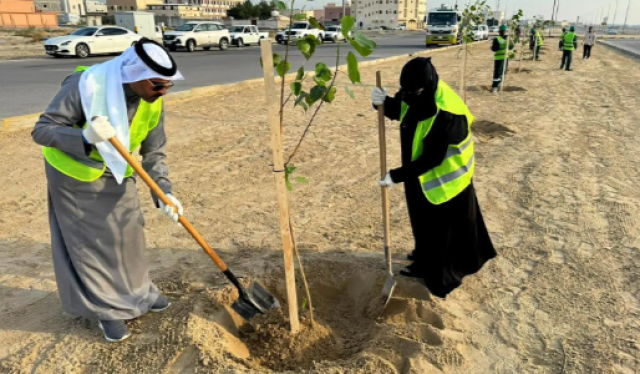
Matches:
[460,30,468,102]
[259,41,300,333]
[376,72,392,277]
[500,33,510,92]
[108,137,228,272]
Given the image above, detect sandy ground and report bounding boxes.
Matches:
[1,43,640,373]
[0,30,70,61]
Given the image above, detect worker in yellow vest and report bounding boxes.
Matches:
[560,26,578,71]
[32,39,184,343]
[371,57,497,298]
[491,25,514,93]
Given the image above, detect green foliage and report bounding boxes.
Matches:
[341,16,355,38]
[297,39,311,59]
[259,53,280,68]
[309,17,325,31]
[314,62,331,81]
[291,82,302,95]
[346,51,361,84]
[294,13,307,21]
[345,86,355,99]
[276,60,291,77]
[228,0,275,20]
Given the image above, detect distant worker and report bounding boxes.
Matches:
[371,57,497,298]
[583,26,596,60]
[491,25,514,93]
[530,28,543,61]
[559,27,567,50]
[560,26,578,71]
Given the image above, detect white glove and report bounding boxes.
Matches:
[371,87,387,106]
[82,116,116,144]
[159,194,183,223]
[378,172,395,188]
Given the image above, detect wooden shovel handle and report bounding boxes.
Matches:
[108,137,228,272]
[376,72,392,255]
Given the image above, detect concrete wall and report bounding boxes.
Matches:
[324,4,350,23]
[0,0,58,27]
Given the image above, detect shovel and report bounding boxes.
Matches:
[376,71,397,308]
[108,137,279,321]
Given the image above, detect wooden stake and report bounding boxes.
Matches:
[260,41,300,333]
[460,31,468,102]
[376,71,391,273]
[500,34,510,92]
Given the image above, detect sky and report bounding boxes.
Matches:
[291,0,639,26]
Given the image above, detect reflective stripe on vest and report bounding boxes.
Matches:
[399,81,475,205]
[42,65,163,182]
[495,36,507,60]
[563,33,576,50]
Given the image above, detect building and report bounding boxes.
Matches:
[0,0,58,27]
[324,2,349,24]
[352,0,425,29]
[86,0,107,13]
[107,0,162,15]
[147,0,240,19]
[147,3,202,18]
[313,8,323,23]
[292,8,313,20]
[34,0,60,11]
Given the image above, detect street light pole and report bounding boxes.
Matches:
[550,0,558,37]
[622,0,630,34]
[612,0,618,28]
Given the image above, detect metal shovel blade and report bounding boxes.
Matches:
[231,281,280,321]
[381,274,397,309]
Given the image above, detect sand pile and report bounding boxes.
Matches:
[0,254,451,374]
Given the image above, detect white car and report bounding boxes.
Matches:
[472,25,489,41]
[275,22,324,44]
[323,25,351,42]
[163,21,230,52]
[44,26,142,59]
[395,25,407,30]
[228,25,269,47]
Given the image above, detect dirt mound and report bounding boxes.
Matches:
[0,254,452,374]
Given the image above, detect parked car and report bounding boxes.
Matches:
[323,25,351,42]
[395,25,407,30]
[228,25,269,47]
[472,24,489,40]
[276,22,324,44]
[44,26,142,59]
[162,21,230,52]
[489,26,499,33]
[607,29,618,35]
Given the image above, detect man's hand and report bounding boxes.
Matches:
[159,194,183,223]
[378,172,396,188]
[371,87,387,106]
[82,116,116,144]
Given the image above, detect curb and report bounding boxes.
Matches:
[1,42,473,133]
[599,40,640,60]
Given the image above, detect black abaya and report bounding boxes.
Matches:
[381,90,497,298]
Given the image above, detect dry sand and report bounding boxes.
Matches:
[1,44,640,373]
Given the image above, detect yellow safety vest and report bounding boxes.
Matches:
[400,81,475,205]
[495,36,507,61]
[42,66,163,182]
[563,33,576,51]
[536,31,544,46]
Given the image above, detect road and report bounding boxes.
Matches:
[602,39,640,56]
[0,33,435,121]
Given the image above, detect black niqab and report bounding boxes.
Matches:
[399,57,439,120]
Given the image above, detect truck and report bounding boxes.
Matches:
[425,5,463,47]
[228,25,269,47]
[115,11,160,42]
[275,22,324,44]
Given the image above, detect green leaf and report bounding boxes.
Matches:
[295,92,309,110]
[341,16,355,37]
[297,39,311,59]
[296,66,304,82]
[305,94,315,106]
[346,51,361,84]
[276,0,287,10]
[291,82,302,96]
[310,85,327,101]
[295,176,308,184]
[322,86,336,103]
[273,53,280,66]
[349,38,373,58]
[314,62,332,81]
[353,30,376,49]
[309,17,325,31]
[304,34,321,45]
[313,76,326,86]
[294,13,307,20]
[345,86,355,99]
[301,297,308,309]
[276,60,291,77]
[286,179,293,191]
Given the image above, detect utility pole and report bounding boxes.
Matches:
[613,0,618,28]
[550,0,558,37]
[342,0,345,21]
[622,0,630,34]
